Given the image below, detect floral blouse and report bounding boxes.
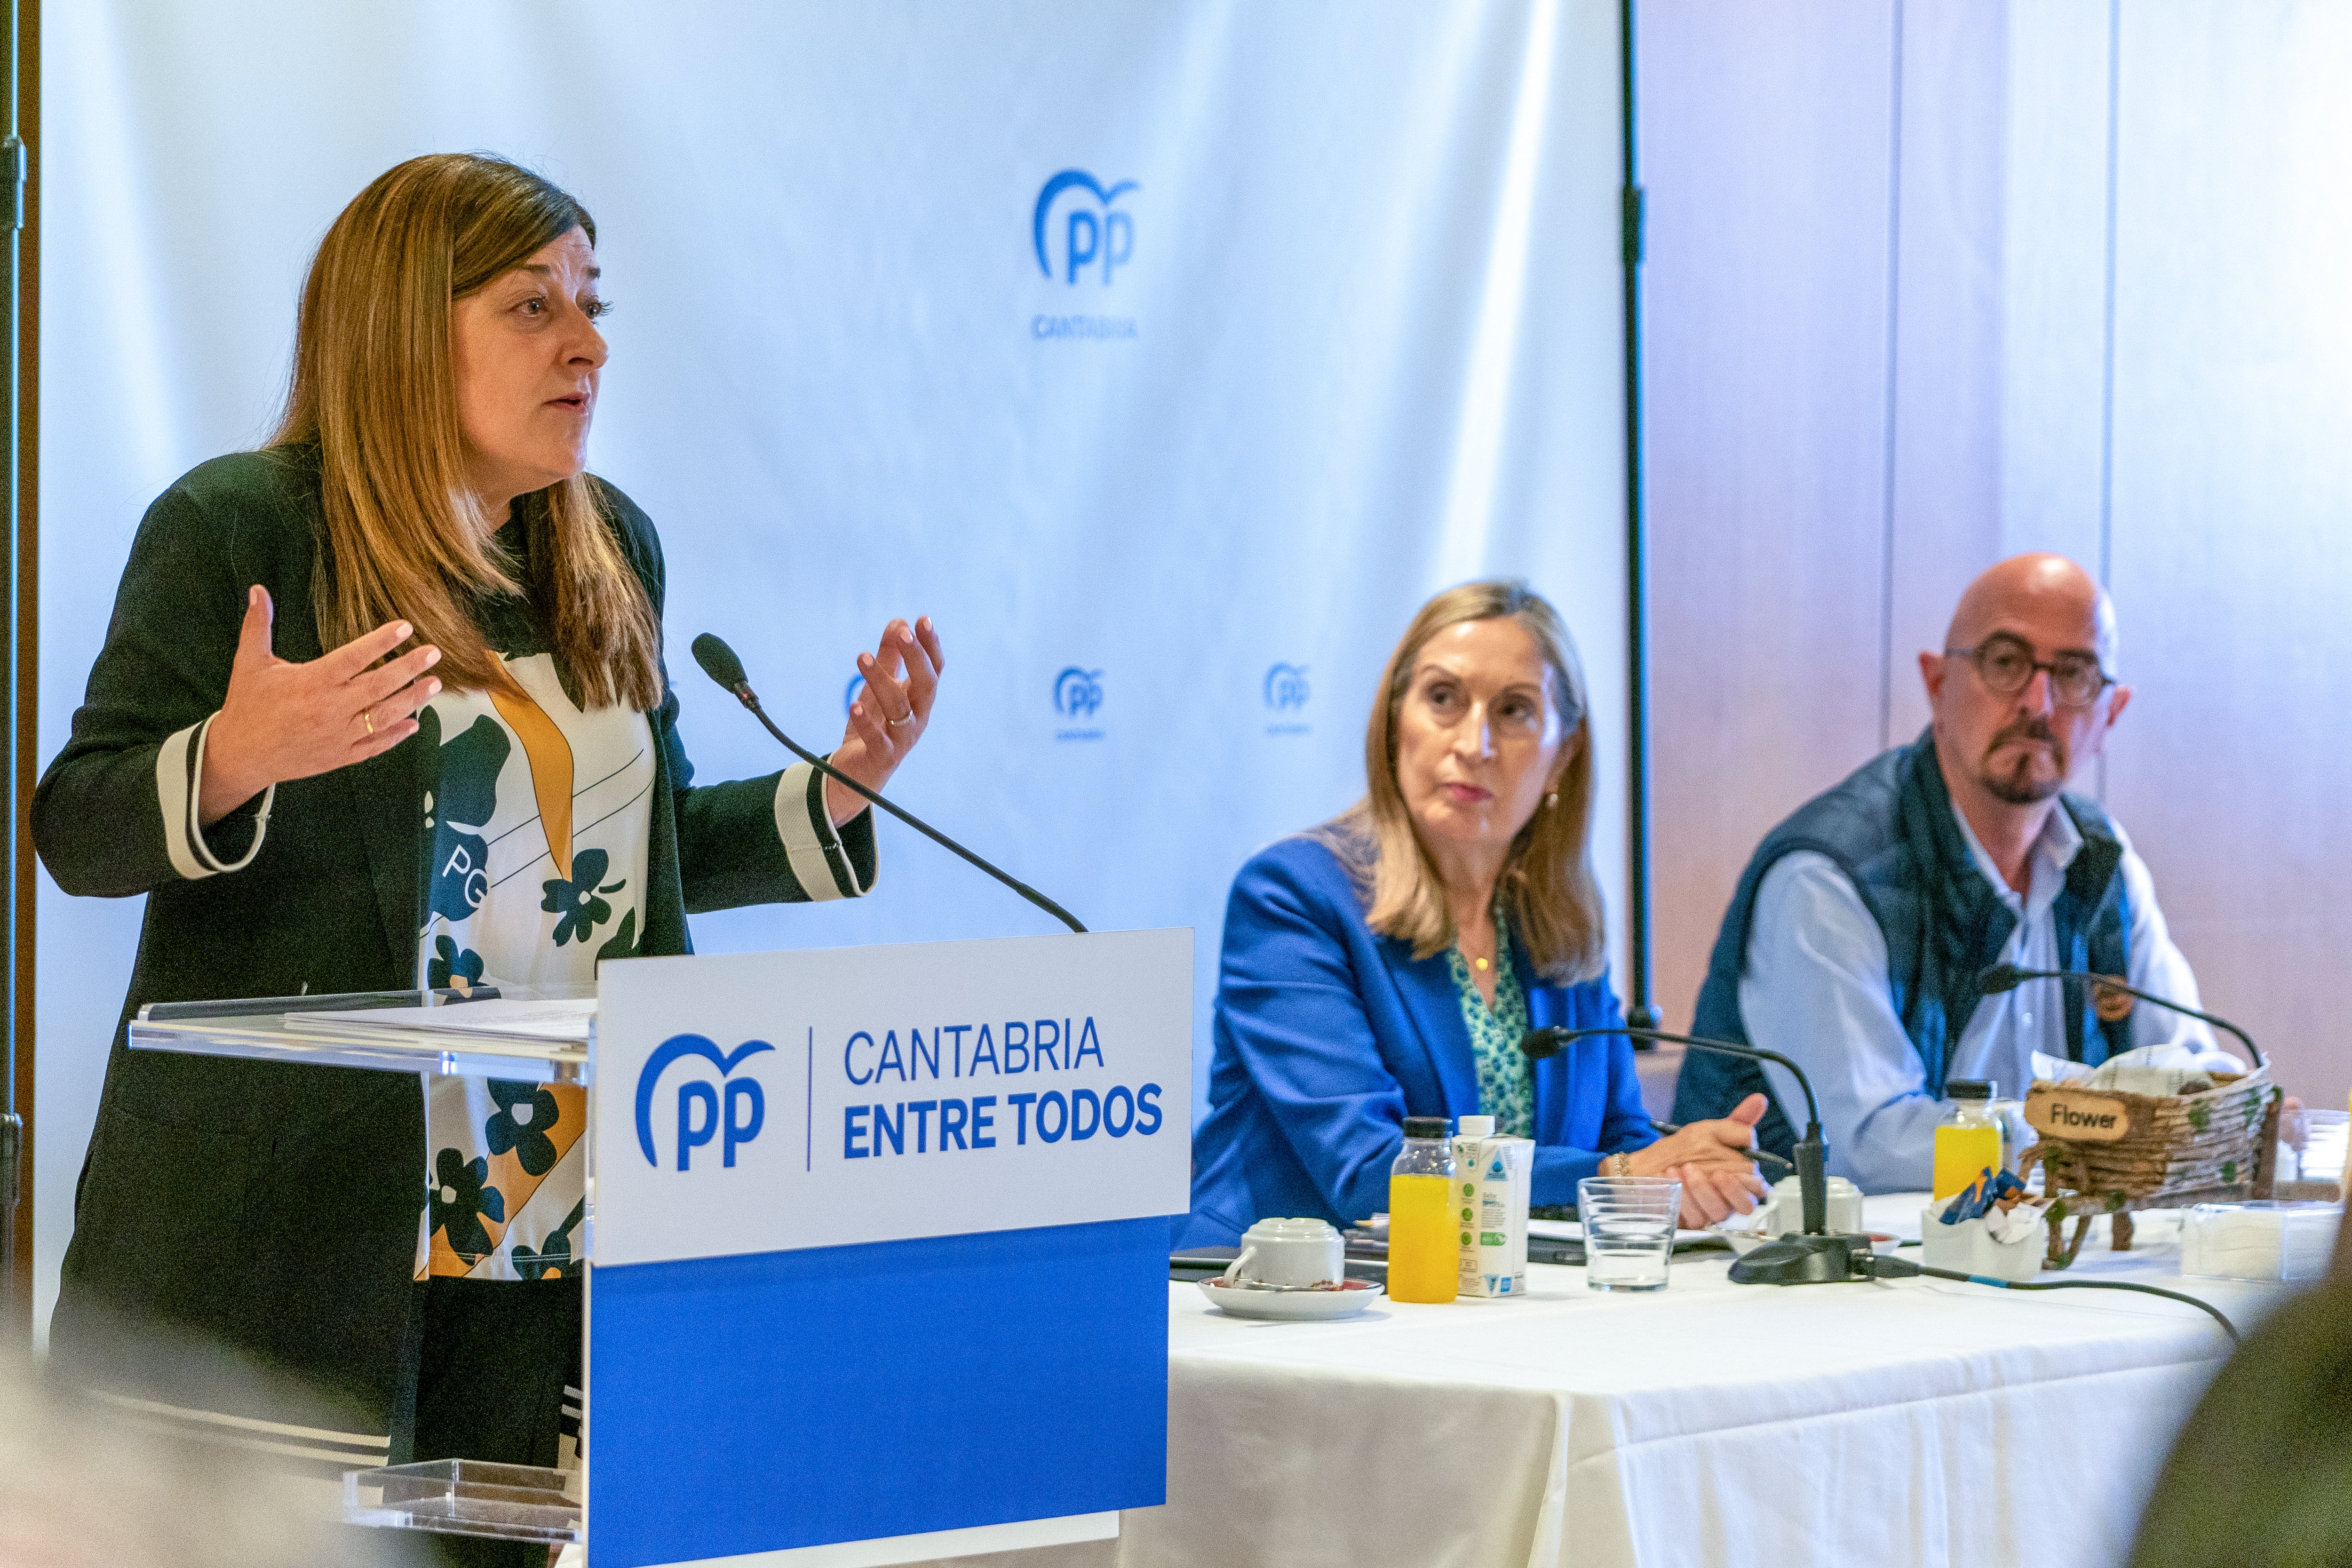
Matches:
[1445,918,1536,1138]
[413,650,653,1282]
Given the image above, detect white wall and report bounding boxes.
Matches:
[1643,0,2352,1109]
[35,0,1629,1339]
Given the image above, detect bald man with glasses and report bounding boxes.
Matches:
[1672,554,2220,1192]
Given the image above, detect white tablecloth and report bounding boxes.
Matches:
[922,1197,2287,1568]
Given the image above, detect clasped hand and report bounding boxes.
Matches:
[1622,1091,1773,1226]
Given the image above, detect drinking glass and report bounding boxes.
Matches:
[2300,1109,2348,1186]
[1577,1176,1682,1291]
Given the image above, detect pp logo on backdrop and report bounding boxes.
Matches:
[1263,662,1311,737]
[1054,667,1104,719]
[635,1034,773,1170]
[1033,170,1136,285]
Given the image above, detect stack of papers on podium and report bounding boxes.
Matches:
[283,998,596,1050]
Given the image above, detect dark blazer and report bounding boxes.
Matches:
[32,448,874,1444]
[1179,834,1653,1248]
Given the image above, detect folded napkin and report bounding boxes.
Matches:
[2032,1040,2241,1097]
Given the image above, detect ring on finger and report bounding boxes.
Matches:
[888,708,916,728]
[362,709,375,737]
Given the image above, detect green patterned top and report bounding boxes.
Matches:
[1446,918,1535,1137]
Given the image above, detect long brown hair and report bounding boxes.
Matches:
[273,153,661,709]
[1313,580,1606,983]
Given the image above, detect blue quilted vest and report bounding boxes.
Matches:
[1672,732,2135,1160]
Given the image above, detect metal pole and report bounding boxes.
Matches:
[1,0,22,1319]
[1619,0,1659,1037]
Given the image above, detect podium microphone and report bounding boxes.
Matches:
[1974,964,2264,1067]
[690,632,1086,935]
[1521,1024,1875,1285]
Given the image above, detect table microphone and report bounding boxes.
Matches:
[1974,964,2265,1068]
[690,632,1087,935]
[1521,1024,1875,1285]
[1526,1021,2248,1329]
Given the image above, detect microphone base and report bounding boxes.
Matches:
[1728,1232,1878,1286]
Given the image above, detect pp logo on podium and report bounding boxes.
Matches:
[636,1034,773,1170]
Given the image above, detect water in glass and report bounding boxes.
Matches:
[1577,1176,1681,1292]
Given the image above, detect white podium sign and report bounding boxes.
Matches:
[593,929,1193,1268]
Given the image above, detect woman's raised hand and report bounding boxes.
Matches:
[198,586,443,826]
[823,616,943,825]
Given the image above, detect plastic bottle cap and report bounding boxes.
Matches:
[1945,1079,1996,1101]
[1456,1115,1496,1138]
[1401,1116,1450,1140]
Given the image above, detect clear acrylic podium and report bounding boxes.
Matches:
[132,990,592,1549]
[130,930,1192,1568]
[345,1458,585,1547]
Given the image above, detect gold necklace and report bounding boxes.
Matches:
[1459,901,1502,973]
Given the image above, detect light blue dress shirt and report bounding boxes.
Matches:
[1737,801,2216,1192]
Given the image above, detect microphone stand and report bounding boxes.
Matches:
[1522,1025,1876,1285]
[692,637,1088,935]
[1975,965,2264,1068]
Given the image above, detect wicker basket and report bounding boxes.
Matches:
[2016,1067,2280,1267]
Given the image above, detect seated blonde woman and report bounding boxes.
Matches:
[1181,581,1765,1243]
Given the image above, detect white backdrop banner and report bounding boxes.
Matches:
[38,0,1628,1336]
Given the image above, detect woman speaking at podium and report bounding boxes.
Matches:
[1183,582,1765,1244]
[34,153,940,1550]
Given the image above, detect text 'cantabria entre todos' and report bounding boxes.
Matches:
[840,1016,1165,1159]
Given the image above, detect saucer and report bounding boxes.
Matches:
[1197,1277,1382,1321]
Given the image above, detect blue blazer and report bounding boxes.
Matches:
[1179,835,1654,1248]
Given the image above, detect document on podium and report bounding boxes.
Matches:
[129,995,593,1082]
[282,997,598,1045]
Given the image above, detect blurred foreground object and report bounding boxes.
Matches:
[0,1346,408,1568]
[2129,1278,2352,1566]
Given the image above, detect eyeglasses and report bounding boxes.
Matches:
[1945,632,2115,709]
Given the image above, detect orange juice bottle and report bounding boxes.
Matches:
[1387,1116,1459,1303]
[1933,1079,2006,1199]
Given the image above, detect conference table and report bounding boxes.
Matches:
[917,1196,2288,1568]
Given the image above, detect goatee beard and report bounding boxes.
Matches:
[1981,765,2063,806]
[1979,718,2067,804]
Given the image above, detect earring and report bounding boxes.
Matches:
[1544,791,1558,809]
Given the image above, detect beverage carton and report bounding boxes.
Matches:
[1449,1131,1533,1297]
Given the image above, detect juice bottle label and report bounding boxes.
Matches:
[1387,1172,1458,1303]
[1933,1123,2004,1199]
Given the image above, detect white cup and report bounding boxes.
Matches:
[1763,1176,1865,1236]
[1224,1217,1345,1287]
